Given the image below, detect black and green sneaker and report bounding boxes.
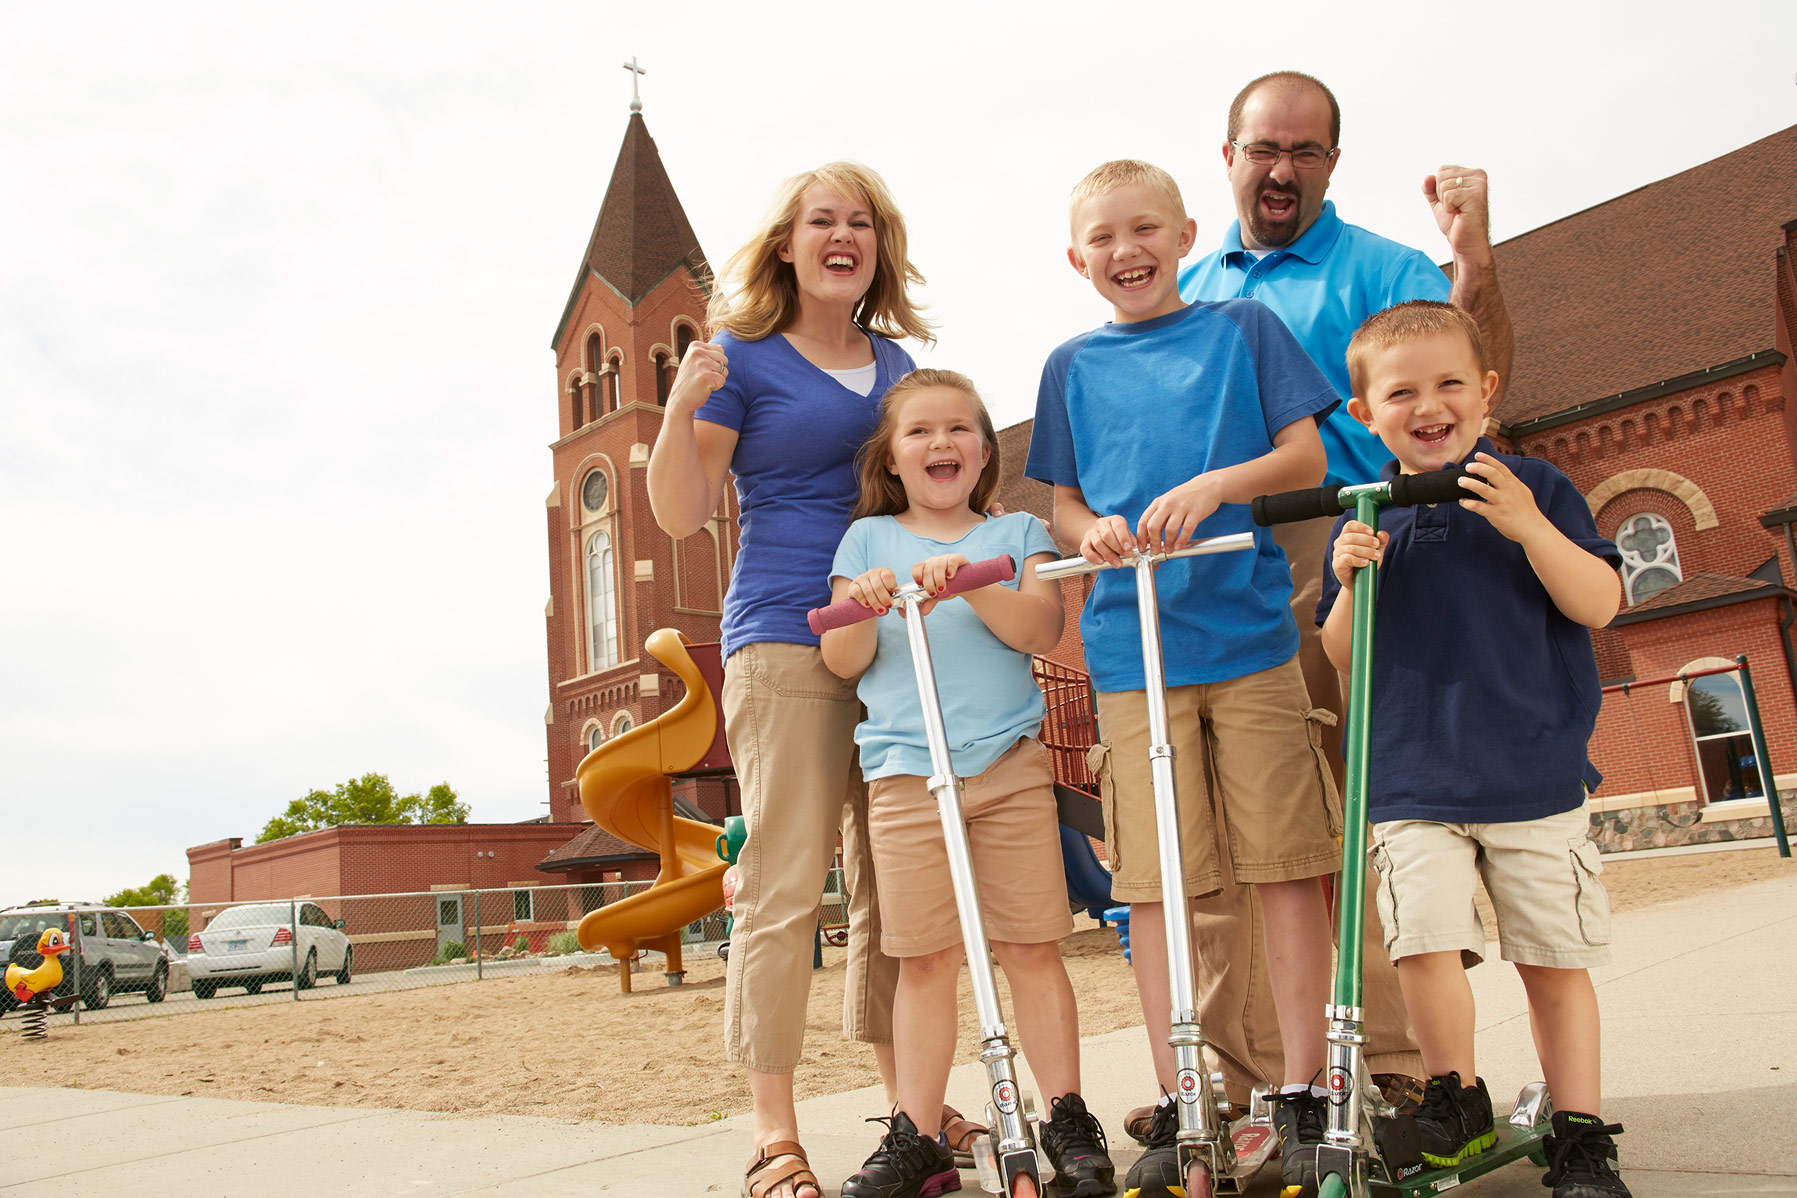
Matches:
[1414,1073,1496,1167]
[1541,1110,1631,1198]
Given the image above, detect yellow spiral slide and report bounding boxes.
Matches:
[575,628,727,989]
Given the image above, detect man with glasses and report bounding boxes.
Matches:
[1153,68,1515,1167]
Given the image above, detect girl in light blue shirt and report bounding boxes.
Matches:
[822,368,1116,1198]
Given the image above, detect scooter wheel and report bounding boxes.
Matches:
[1186,1159,1213,1198]
[1008,1173,1040,1198]
[1528,1147,1549,1167]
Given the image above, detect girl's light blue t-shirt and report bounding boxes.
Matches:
[830,512,1058,782]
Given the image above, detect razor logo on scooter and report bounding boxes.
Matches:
[992,1078,1019,1116]
[1327,1066,1352,1106]
[1176,1068,1201,1103]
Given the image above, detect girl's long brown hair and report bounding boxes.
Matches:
[852,369,1001,522]
[707,162,935,346]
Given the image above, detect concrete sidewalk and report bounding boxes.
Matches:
[3,870,1792,1197]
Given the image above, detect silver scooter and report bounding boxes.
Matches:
[1036,532,1276,1198]
[810,553,1053,1198]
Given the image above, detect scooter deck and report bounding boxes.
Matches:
[1365,1122,1549,1196]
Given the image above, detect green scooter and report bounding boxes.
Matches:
[1251,469,1554,1198]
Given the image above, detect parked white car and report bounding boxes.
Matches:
[185,901,352,998]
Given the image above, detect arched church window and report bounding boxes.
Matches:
[654,351,672,405]
[587,724,604,753]
[584,334,603,424]
[587,530,618,671]
[1617,513,1681,605]
[612,711,634,737]
[675,324,696,367]
[603,353,621,413]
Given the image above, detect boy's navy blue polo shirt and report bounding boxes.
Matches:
[1315,440,1622,825]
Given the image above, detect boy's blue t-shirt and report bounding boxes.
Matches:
[694,330,916,660]
[1024,300,1339,691]
[1314,440,1623,825]
[831,512,1058,781]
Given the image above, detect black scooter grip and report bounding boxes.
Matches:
[1251,484,1344,526]
[1388,465,1472,507]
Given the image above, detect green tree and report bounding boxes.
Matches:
[257,773,469,843]
[104,873,182,908]
[104,873,189,939]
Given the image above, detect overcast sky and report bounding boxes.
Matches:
[4,3,1794,904]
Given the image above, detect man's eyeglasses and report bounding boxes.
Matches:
[1231,141,1337,170]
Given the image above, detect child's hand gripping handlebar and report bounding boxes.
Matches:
[1033,530,1257,582]
[1249,465,1472,526]
[806,554,1017,634]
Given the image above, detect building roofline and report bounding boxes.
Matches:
[1609,583,1789,626]
[1499,349,1783,438]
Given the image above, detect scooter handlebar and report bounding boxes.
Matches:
[1033,531,1256,581]
[805,554,1017,635]
[1388,465,1473,507]
[1251,466,1472,526]
[1250,484,1344,526]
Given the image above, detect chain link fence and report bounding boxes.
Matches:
[2,871,849,1028]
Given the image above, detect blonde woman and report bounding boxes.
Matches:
[648,163,944,1198]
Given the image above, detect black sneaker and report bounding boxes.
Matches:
[1037,1093,1116,1197]
[1269,1089,1326,1194]
[1415,1073,1496,1167]
[842,1110,962,1198]
[1541,1111,1631,1198]
[1120,1099,1182,1198]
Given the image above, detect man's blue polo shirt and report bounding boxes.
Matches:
[1179,201,1451,488]
[1315,440,1622,825]
[1025,299,1337,692]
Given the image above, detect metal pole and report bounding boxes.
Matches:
[474,889,483,979]
[1134,555,1229,1181]
[1735,654,1792,858]
[290,900,300,1001]
[69,915,82,1025]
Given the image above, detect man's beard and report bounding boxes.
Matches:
[1244,184,1303,248]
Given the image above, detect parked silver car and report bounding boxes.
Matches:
[186,901,353,998]
[0,901,170,1010]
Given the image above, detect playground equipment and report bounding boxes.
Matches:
[4,927,77,1040]
[1253,470,1554,1197]
[1038,532,1280,1198]
[574,628,729,993]
[811,554,1059,1198]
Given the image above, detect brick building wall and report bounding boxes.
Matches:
[185,824,594,973]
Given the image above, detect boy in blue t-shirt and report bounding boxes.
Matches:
[1317,301,1631,1198]
[1025,158,1343,1196]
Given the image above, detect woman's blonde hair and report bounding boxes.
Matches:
[851,369,1000,522]
[707,162,935,346]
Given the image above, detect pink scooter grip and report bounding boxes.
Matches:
[807,554,1016,635]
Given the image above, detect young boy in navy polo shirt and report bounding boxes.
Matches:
[1026,158,1343,1197]
[1317,301,1632,1198]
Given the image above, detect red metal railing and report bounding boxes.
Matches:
[1033,656,1100,798]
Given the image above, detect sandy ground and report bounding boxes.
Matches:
[2,845,1787,1126]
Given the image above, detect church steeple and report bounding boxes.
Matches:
[551,113,709,349]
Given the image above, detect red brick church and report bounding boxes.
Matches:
[534,105,740,883]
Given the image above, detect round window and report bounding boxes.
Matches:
[582,470,609,513]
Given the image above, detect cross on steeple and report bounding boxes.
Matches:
[622,56,646,114]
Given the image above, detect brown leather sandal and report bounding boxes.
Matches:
[743,1140,820,1198]
[940,1104,988,1167]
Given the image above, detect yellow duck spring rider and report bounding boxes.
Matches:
[5,927,78,1040]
